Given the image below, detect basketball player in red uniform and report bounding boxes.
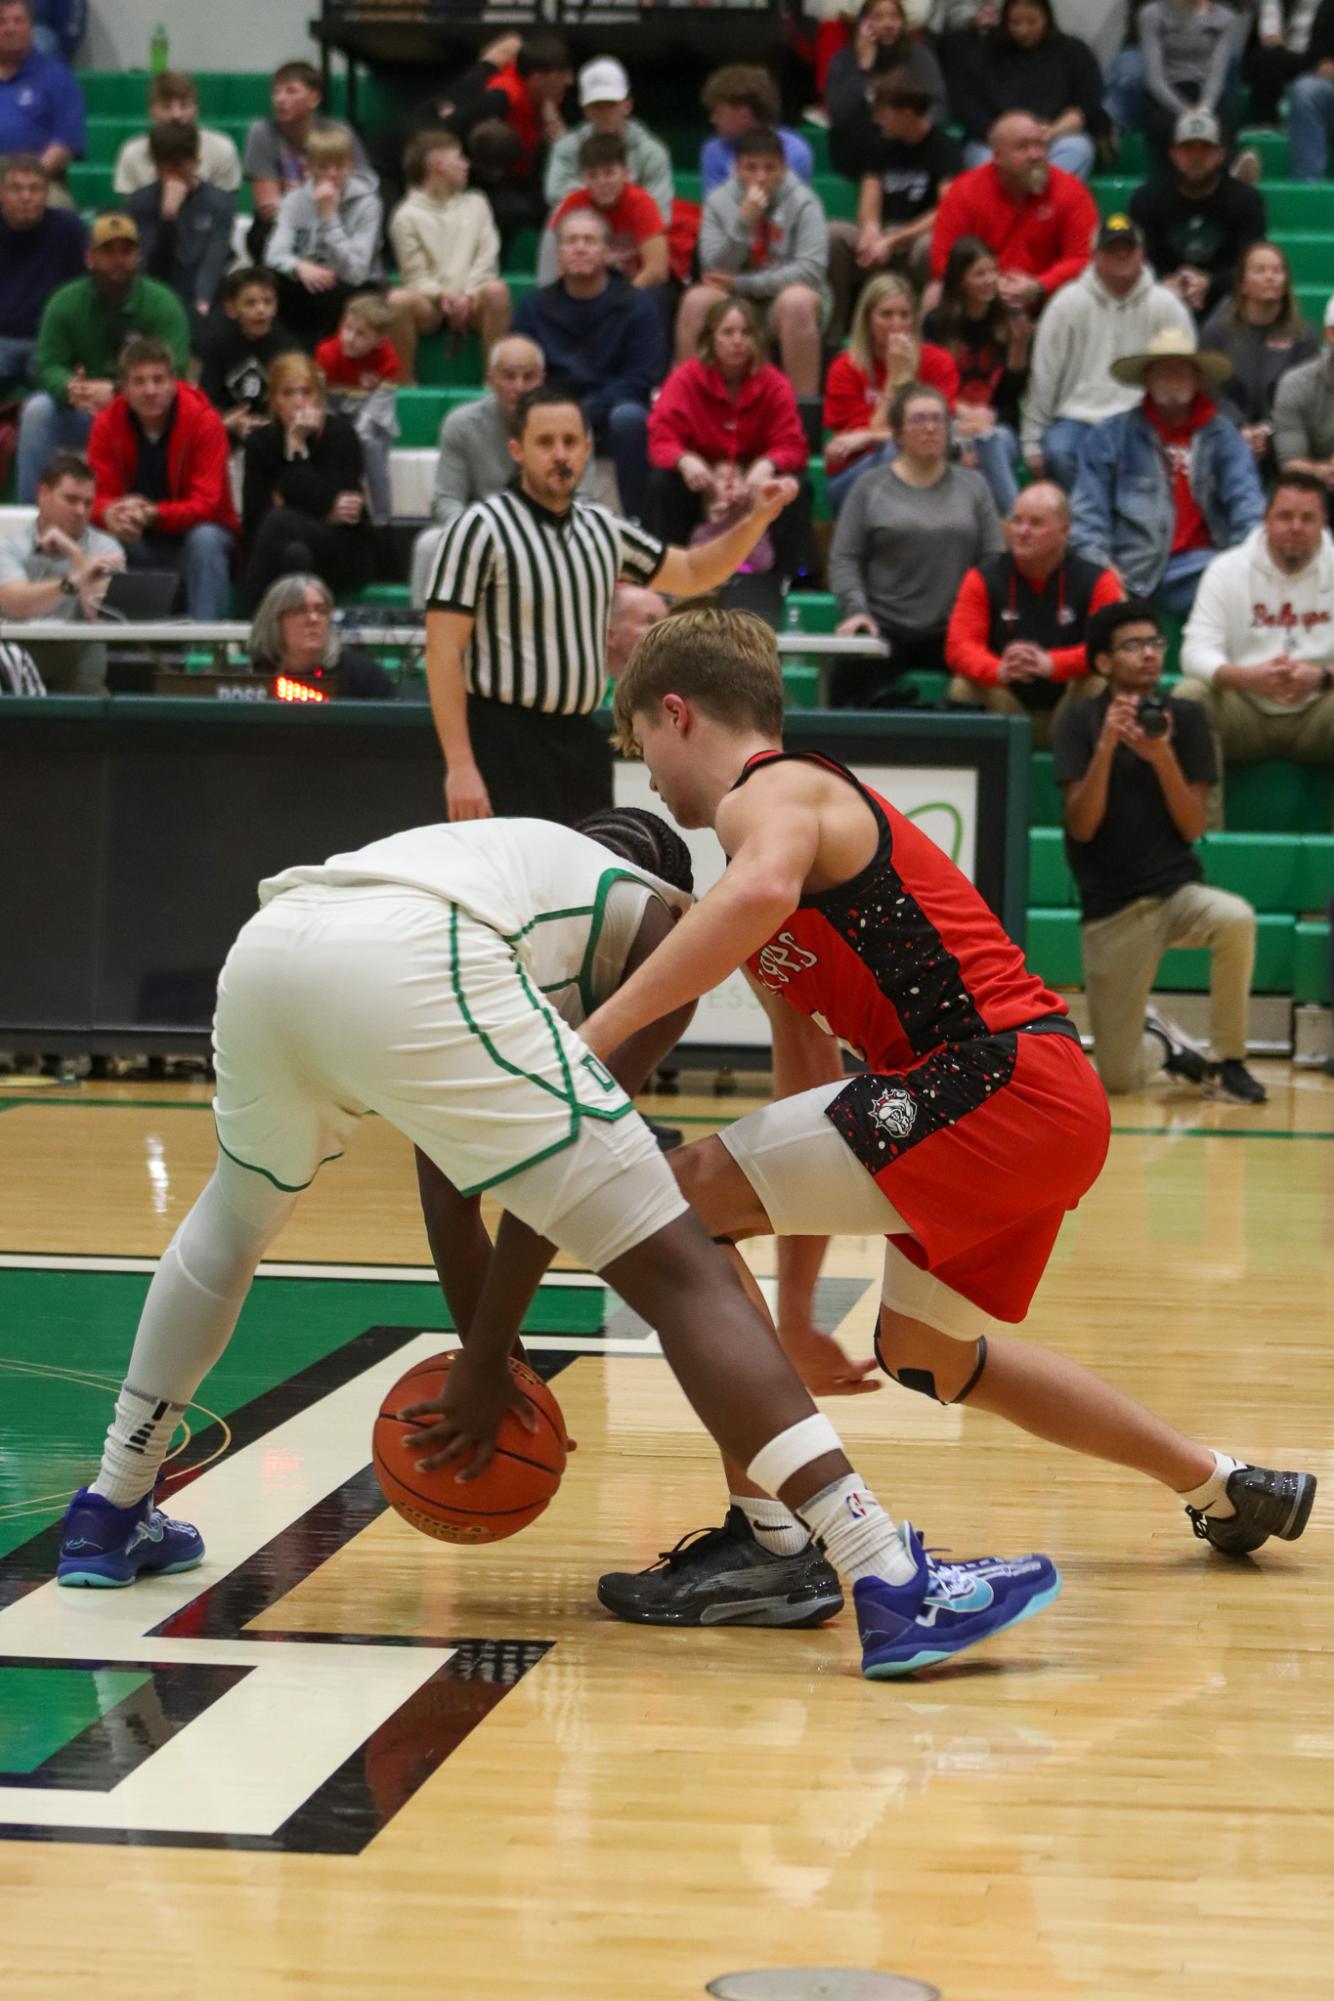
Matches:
[579,604,1315,1629]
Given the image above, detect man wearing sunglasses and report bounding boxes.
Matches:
[1053,596,1267,1105]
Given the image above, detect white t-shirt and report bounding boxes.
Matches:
[258,819,689,1025]
[113,128,243,195]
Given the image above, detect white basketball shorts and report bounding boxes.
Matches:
[211,882,686,1270]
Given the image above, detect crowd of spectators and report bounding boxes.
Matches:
[2,15,1332,1088]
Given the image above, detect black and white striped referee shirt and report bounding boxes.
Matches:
[425,481,666,716]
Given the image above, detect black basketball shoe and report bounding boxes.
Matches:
[597,1508,844,1627]
[1187,1465,1317,1555]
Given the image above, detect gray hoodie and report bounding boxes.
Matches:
[266,169,384,287]
[698,168,830,306]
[1022,262,1193,456]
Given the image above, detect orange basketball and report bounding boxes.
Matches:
[372,1351,567,1545]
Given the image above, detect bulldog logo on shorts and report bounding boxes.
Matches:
[871,1086,917,1139]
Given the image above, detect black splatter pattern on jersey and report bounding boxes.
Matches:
[826,1033,1019,1169]
[810,859,989,1060]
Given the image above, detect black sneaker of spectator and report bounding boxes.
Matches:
[1144,1007,1208,1083]
[1202,1059,1268,1105]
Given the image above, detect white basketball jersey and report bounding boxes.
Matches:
[258,819,689,1026]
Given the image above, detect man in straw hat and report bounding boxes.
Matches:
[1070,325,1265,613]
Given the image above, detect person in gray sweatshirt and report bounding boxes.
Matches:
[543,56,673,225]
[1022,216,1193,489]
[409,333,599,606]
[829,379,1005,700]
[1138,0,1244,163]
[674,128,830,396]
[266,125,383,348]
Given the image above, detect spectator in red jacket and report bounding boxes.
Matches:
[945,480,1120,745]
[88,333,235,619]
[643,294,813,582]
[929,111,1096,312]
[823,271,959,514]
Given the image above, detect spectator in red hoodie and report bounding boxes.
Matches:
[88,333,235,618]
[643,295,813,581]
[823,271,959,514]
[930,111,1096,313]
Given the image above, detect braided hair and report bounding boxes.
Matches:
[577,807,694,895]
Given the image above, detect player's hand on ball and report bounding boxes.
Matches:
[403,1348,539,1478]
[780,1325,882,1397]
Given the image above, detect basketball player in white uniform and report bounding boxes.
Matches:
[56,809,1061,1680]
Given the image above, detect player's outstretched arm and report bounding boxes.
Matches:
[581,787,821,1060]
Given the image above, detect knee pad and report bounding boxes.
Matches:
[873,1310,989,1407]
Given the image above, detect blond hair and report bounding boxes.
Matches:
[305,124,356,173]
[267,351,326,403]
[612,602,785,754]
[342,291,395,337]
[848,270,919,382]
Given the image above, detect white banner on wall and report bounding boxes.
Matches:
[613,761,980,1051]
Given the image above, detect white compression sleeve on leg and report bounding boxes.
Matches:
[746,1413,843,1496]
[92,1158,297,1505]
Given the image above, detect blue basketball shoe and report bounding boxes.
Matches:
[855,1526,1061,1678]
[57,1486,205,1588]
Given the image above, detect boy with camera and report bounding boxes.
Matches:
[1053,597,1266,1103]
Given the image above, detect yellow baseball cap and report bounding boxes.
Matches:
[89,214,139,249]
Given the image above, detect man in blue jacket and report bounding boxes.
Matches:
[513,206,666,519]
[1070,328,1266,615]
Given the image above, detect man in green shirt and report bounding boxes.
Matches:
[17,211,189,500]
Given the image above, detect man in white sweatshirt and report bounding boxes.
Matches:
[1179,469,1334,772]
[1022,216,1193,492]
[387,129,511,381]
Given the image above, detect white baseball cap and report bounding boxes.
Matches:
[579,57,630,106]
[1324,294,1334,328]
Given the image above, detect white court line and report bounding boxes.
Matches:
[0,1330,456,1838]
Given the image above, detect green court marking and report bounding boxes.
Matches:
[0,1665,151,1774]
[0,1268,602,1561]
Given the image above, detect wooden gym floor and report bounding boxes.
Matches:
[1,1066,1332,2000]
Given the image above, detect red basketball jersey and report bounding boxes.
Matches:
[739,751,1064,1070]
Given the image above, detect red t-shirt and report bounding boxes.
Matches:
[1144,392,1215,556]
[549,184,663,280]
[315,335,401,393]
[822,346,961,465]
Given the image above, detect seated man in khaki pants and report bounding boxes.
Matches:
[1179,470,1334,800]
[1053,597,1268,1105]
[946,482,1120,749]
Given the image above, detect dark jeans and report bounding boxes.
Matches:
[463,695,612,824]
[592,402,651,522]
[1245,42,1307,124]
[642,467,818,582]
[830,622,948,707]
[241,507,377,614]
[274,273,354,351]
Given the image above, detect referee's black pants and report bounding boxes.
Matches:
[463,695,612,826]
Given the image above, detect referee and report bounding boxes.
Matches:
[424,384,798,822]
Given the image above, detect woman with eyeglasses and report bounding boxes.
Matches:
[827,379,1005,704]
[248,573,393,700]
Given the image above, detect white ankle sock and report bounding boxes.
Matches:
[795,1474,918,1586]
[1178,1450,1243,1518]
[731,1494,811,1558]
[91,1384,185,1507]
